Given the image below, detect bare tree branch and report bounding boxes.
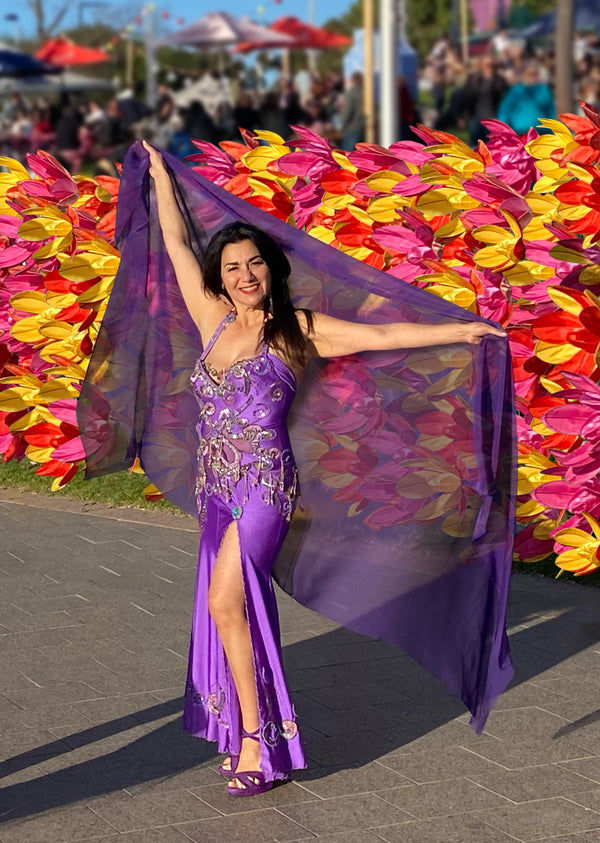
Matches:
[25,0,70,42]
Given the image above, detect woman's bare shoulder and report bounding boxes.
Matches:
[199,297,234,345]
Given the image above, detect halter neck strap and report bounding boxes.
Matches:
[201,310,236,361]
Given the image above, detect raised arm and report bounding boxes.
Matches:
[143,141,222,333]
[303,311,506,358]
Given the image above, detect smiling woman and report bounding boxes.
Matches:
[78,139,515,800]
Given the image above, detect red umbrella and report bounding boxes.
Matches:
[35,37,110,67]
[234,15,352,53]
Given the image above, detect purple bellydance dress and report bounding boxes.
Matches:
[182,310,306,780]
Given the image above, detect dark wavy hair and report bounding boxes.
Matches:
[201,222,313,369]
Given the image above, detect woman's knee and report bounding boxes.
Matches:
[208,585,245,628]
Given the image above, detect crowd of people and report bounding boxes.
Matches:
[0,69,351,173]
[1,27,600,172]
[426,28,600,144]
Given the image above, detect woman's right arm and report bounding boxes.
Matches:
[142,140,222,333]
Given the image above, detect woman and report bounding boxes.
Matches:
[141,140,506,796]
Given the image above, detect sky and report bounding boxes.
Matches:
[4,0,355,42]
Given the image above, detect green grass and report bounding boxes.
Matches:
[0,458,183,514]
[513,553,600,588]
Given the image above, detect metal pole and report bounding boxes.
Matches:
[363,0,375,144]
[145,4,157,107]
[555,0,574,113]
[459,0,469,65]
[126,37,134,89]
[307,0,317,71]
[379,0,398,148]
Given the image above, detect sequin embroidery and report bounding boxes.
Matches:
[190,315,298,530]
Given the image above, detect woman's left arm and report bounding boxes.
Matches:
[306,312,506,358]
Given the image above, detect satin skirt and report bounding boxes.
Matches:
[182,490,306,780]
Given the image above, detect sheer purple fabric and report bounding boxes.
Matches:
[78,140,515,734]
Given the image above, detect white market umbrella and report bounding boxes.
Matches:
[160,11,295,49]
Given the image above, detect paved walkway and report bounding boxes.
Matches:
[1,491,600,843]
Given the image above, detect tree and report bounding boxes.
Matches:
[26,0,70,43]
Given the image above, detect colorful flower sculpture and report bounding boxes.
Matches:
[3,104,600,576]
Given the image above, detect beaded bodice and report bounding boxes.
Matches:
[191,311,298,524]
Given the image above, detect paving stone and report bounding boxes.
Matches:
[532,836,600,843]
[470,764,599,803]
[465,735,594,769]
[301,681,400,711]
[84,790,220,831]
[0,804,117,843]
[382,721,504,755]
[491,681,570,712]
[481,706,572,741]
[175,808,314,842]
[190,779,319,814]
[124,764,223,794]
[376,777,512,819]
[373,814,518,842]
[559,757,600,785]
[294,834,382,843]
[90,829,188,842]
[378,746,505,783]
[278,792,411,834]
[2,497,600,842]
[566,790,600,812]
[483,797,600,840]
[295,761,412,797]
[304,730,396,767]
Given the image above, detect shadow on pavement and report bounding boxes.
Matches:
[1,576,599,823]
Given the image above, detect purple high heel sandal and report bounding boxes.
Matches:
[217,726,258,778]
[225,727,274,797]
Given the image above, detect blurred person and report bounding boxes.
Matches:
[9,108,32,138]
[574,31,588,63]
[2,92,29,125]
[491,28,511,59]
[54,104,83,169]
[460,54,509,145]
[184,100,217,145]
[340,71,364,150]
[398,77,417,141]
[497,60,555,136]
[232,93,260,133]
[258,91,289,138]
[279,78,307,134]
[156,83,175,125]
[427,34,455,119]
[30,104,55,153]
[84,100,108,135]
[578,66,600,112]
[294,67,312,106]
[95,98,132,163]
[302,99,330,136]
[500,42,526,85]
[116,87,152,127]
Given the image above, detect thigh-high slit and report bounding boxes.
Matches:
[182,491,306,781]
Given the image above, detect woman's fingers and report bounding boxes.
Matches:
[466,323,507,344]
[142,140,166,178]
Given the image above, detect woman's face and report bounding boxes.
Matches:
[220,239,271,310]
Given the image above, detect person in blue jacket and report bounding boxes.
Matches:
[497,60,555,136]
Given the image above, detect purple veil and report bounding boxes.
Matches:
[78,141,515,732]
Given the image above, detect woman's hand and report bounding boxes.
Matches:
[460,322,507,345]
[142,140,168,180]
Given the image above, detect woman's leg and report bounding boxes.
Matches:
[207,521,261,786]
